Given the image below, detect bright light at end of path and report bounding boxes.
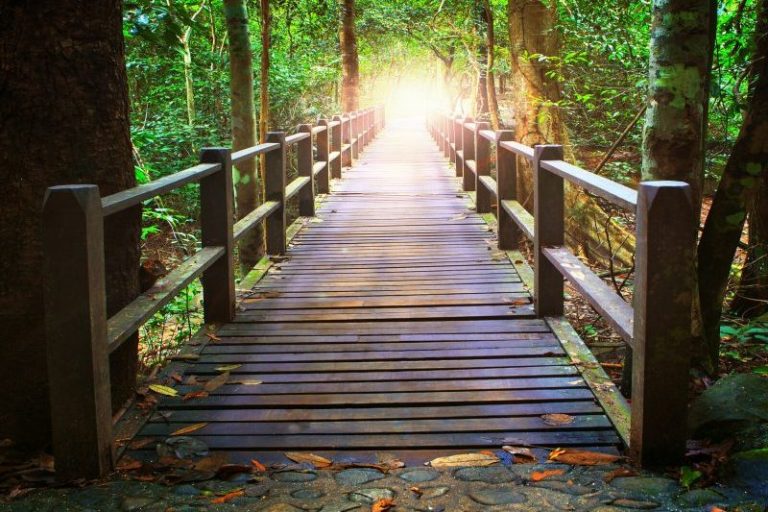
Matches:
[385,79,447,120]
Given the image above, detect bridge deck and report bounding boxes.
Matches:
[132,118,620,464]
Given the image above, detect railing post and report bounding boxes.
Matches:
[341,115,352,167]
[200,148,235,323]
[454,117,464,177]
[475,121,492,213]
[442,115,450,157]
[264,131,287,255]
[297,124,315,217]
[448,116,456,164]
[42,185,112,480]
[351,111,359,160]
[631,181,695,466]
[316,119,330,194]
[462,118,475,192]
[533,144,565,316]
[331,115,343,179]
[496,131,518,250]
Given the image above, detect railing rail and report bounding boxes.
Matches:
[42,105,385,479]
[428,111,696,467]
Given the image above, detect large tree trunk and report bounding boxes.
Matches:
[698,0,767,371]
[259,0,270,143]
[507,0,634,268]
[481,0,501,129]
[340,0,360,112]
[224,0,263,271]
[0,1,140,446]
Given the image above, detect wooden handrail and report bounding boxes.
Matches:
[41,104,385,480]
[427,111,696,468]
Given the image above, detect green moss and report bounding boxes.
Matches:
[656,64,702,109]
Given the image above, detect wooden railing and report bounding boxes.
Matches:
[428,112,697,467]
[41,105,385,479]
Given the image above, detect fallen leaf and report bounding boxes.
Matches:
[184,375,198,386]
[234,380,263,386]
[170,372,184,383]
[216,464,253,479]
[531,469,565,481]
[504,297,530,306]
[193,453,230,472]
[285,452,333,468]
[206,333,221,342]
[409,485,423,496]
[128,438,156,450]
[182,390,209,400]
[710,507,727,512]
[116,457,143,471]
[603,467,638,482]
[171,423,208,436]
[149,384,178,397]
[251,459,267,472]
[216,364,241,372]
[204,372,230,392]
[372,498,394,512]
[211,489,245,504]
[541,413,575,426]
[428,452,499,468]
[262,290,282,298]
[548,448,622,466]
[502,445,537,463]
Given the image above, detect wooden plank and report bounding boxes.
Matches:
[541,159,637,211]
[285,176,310,201]
[232,200,280,242]
[231,142,280,164]
[501,199,534,241]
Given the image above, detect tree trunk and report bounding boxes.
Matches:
[181,30,196,127]
[259,0,270,143]
[340,0,360,112]
[481,0,501,129]
[698,0,767,370]
[641,0,717,219]
[0,1,139,446]
[224,0,263,271]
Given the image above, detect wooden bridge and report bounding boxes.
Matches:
[41,107,696,479]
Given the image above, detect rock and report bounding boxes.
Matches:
[245,483,271,497]
[420,486,450,499]
[348,488,395,504]
[689,373,768,442]
[610,498,660,509]
[272,470,318,482]
[454,466,517,483]
[319,502,362,512]
[724,448,768,499]
[530,479,595,495]
[156,436,208,460]
[173,484,201,496]
[611,477,678,496]
[676,488,725,507]
[335,468,385,486]
[397,468,439,483]
[121,496,157,511]
[291,489,325,500]
[468,489,526,505]
[261,504,304,512]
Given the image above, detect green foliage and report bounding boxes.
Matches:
[679,465,703,489]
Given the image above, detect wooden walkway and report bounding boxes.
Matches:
[134,117,620,463]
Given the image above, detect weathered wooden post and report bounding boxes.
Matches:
[496,131,518,250]
[42,185,112,480]
[533,144,565,316]
[342,115,352,167]
[331,115,343,179]
[200,148,235,323]
[631,181,695,466]
[462,118,475,192]
[297,124,315,217]
[448,115,456,164]
[454,117,464,177]
[351,111,359,160]
[264,132,287,255]
[442,114,450,158]
[316,119,330,194]
[474,121,492,214]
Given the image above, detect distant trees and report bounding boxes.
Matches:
[0,1,139,444]
[340,0,360,111]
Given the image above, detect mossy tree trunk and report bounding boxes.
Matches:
[698,0,767,371]
[340,0,360,112]
[481,0,501,129]
[224,0,263,271]
[259,0,271,144]
[0,0,140,446]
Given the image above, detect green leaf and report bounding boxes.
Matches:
[679,466,702,489]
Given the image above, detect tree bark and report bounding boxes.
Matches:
[698,0,767,370]
[0,1,140,446]
[259,0,270,143]
[224,0,263,271]
[481,0,501,129]
[340,0,360,112]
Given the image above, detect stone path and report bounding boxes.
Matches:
[3,459,765,511]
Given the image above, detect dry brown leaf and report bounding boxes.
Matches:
[284,452,333,468]
[211,489,245,504]
[531,469,565,481]
[216,364,242,372]
[251,459,267,472]
[541,413,575,426]
[409,485,423,496]
[182,390,209,401]
[548,448,622,466]
[116,457,143,471]
[372,498,394,512]
[502,445,537,463]
[428,452,499,468]
[193,453,230,472]
[170,372,183,383]
[206,333,222,342]
[603,467,638,482]
[170,422,208,436]
[204,372,230,392]
[504,297,530,306]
